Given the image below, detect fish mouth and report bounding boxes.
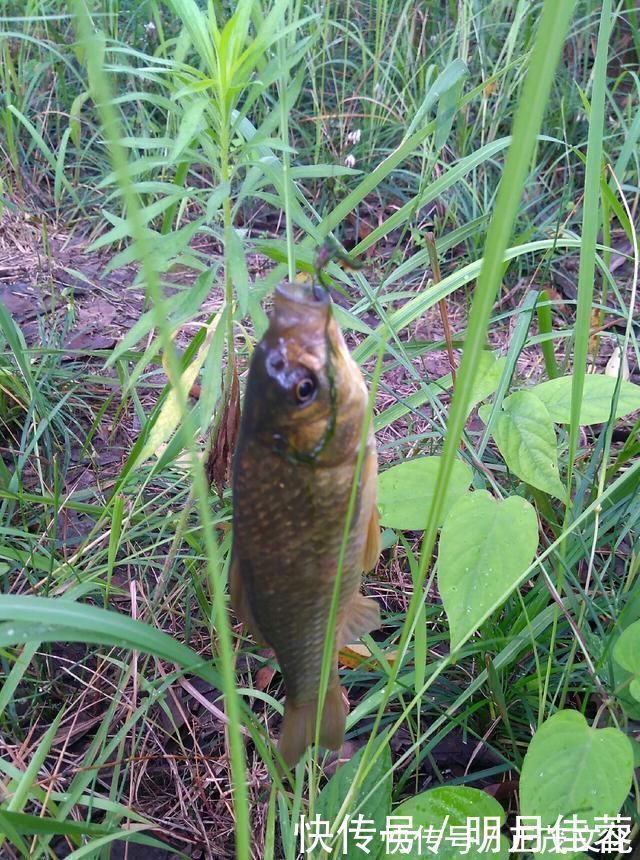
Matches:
[275,281,329,307]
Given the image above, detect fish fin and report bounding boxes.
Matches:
[229,555,269,647]
[337,591,381,648]
[363,503,381,572]
[279,686,346,766]
[360,446,381,572]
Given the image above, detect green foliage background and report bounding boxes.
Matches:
[0,0,639,857]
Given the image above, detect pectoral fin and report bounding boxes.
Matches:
[360,446,381,572]
[337,591,381,647]
[363,503,381,571]
[229,555,269,647]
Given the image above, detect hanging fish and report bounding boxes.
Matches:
[231,280,381,766]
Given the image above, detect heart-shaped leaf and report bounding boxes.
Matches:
[604,589,640,719]
[613,619,640,702]
[520,711,634,856]
[467,352,508,413]
[490,390,564,497]
[531,375,640,424]
[438,491,538,649]
[389,786,509,858]
[378,457,472,531]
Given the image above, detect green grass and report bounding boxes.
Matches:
[0,0,639,857]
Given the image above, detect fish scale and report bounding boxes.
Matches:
[234,454,364,701]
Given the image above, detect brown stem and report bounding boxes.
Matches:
[425,231,457,384]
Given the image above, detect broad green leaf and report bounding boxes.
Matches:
[490,391,564,497]
[316,738,391,860]
[390,786,509,858]
[607,588,640,719]
[531,374,640,424]
[467,352,508,413]
[613,620,640,702]
[520,711,634,855]
[377,457,473,531]
[438,491,538,650]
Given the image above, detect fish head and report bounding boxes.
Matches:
[242,281,368,463]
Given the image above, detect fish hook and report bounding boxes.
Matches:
[313,237,364,293]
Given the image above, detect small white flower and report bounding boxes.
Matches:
[144,21,157,35]
[344,154,356,168]
[346,129,361,145]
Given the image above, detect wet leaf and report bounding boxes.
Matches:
[391,785,509,858]
[490,390,564,498]
[378,457,472,531]
[613,619,640,702]
[467,352,508,413]
[438,491,538,650]
[520,710,634,857]
[532,374,640,424]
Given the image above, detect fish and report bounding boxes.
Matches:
[230,280,381,767]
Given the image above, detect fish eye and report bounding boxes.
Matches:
[295,376,316,405]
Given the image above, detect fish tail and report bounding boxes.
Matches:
[279,686,346,767]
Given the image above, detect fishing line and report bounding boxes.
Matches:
[273,239,360,465]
